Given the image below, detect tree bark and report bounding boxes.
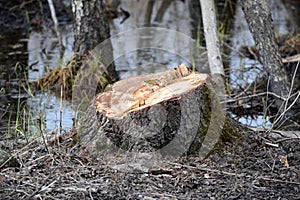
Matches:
[79,65,238,159]
[72,0,110,56]
[72,0,118,80]
[238,0,290,98]
[199,0,226,100]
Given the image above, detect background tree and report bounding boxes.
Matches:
[39,0,119,93]
[239,0,299,127]
[239,0,290,93]
[72,0,119,81]
[72,0,109,56]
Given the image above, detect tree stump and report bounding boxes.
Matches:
[79,64,237,159]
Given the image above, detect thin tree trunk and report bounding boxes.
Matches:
[47,0,65,55]
[199,0,227,157]
[199,0,226,99]
[238,0,290,98]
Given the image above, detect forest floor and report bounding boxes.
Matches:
[0,129,299,199]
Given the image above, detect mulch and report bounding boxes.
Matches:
[0,130,299,199]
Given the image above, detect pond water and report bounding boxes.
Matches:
[0,0,299,135]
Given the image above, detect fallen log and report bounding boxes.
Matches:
[78,64,239,159]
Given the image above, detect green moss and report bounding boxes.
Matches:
[220,118,240,142]
[188,82,241,156]
[188,83,213,155]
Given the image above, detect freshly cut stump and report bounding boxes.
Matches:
[79,64,230,158]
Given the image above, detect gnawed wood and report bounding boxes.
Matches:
[79,64,238,158]
[95,64,206,119]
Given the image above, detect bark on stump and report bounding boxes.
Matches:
[79,64,235,159]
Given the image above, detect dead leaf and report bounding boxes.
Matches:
[279,155,289,168]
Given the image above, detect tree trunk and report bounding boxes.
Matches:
[78,65,239,159]
[238,0,290,99]
[199,0,226,100]
[72,0,118,80]
[72,0,109,56]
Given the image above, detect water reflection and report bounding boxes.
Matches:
[229,5,261,88]
[26,25,74,132]
[109,27,208,79]
[0,25,74,133]
[27,92,74,132]
[110,0,191,33]
[0,29,29,134]
[28,25,74,82]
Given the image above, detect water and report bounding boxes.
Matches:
[0,0,299,134]
[0,24,74,134]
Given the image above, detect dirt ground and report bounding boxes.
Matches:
[0,130,299,199]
